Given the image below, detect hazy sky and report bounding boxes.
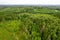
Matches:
[0,0,60,5]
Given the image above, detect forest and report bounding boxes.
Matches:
[0,6,60,40]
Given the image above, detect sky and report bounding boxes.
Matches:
[0,0,60,5]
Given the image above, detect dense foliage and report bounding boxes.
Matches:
[0,6,60,40]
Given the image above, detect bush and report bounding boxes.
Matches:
[0,13,60,40]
